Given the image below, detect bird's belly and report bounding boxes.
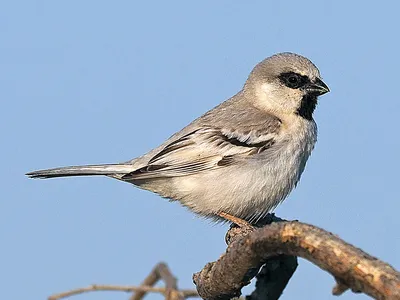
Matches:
[176,144,311,222]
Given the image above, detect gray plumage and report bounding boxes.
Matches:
[27,52,329,224]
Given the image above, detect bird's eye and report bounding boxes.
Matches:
[279,72,309,89]
[288,75,299,84]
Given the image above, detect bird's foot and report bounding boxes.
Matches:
[217,211,255,231]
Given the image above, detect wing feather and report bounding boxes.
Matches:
[122,117,281,180]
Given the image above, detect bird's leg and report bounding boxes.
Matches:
[218,211,254,230]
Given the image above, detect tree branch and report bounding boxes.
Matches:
[193,220,400,299]
[48,262,199,300]
[130,262,181,300]
[245,256,298,300]
[48,284,198,300]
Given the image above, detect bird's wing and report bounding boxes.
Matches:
[121,118,281,180]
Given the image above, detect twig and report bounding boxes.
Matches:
[48,284,198,300]
[130,262,182,300]
[193,221,400,300]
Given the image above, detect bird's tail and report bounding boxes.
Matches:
[26,164,134,179]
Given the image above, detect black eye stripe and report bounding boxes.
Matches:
[279,72,310,89]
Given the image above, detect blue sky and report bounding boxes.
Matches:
[1,1,399,299]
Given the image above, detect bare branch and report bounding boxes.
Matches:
[130,262,181,300]
[193,221,400,300]
[246,256,298,300]
[48,284,198,300]
[48,262,199,300]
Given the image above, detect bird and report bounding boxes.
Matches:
[26,52,330,226]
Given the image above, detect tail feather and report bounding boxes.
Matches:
[26,164,134,179]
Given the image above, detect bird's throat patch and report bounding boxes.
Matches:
[297,94,317,120]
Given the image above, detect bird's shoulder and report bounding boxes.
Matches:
[157,94,283,158]
[123,96,284,180]
[197,94,282,133]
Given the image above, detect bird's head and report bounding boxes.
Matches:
[244,52,329,120]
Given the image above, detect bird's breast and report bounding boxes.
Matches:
[261,117,317,186]
[237,118,317,220]
[167,118,317,223]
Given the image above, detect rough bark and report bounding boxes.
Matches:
[193,220,400,300]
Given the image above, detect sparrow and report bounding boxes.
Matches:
[27,52,329,226]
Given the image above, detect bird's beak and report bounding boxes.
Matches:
[304,78,330,96]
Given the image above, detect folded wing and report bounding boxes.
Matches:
[122,118,281,180]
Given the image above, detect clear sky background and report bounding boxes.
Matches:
[1,1,399,300]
